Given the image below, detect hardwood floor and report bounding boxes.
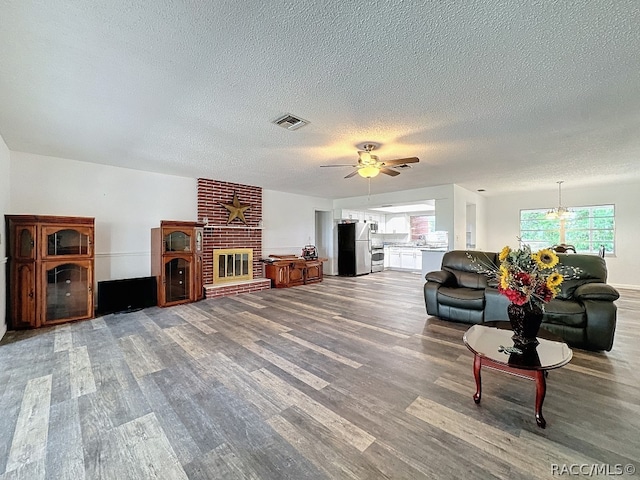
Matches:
[1,271,639,479]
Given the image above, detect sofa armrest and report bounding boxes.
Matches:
[484,287,509,321]
[582,300,618,351]
[425,270,456,286]
[573,283,620,302]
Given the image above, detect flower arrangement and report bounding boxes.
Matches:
[495,245,563,307]
[468,244,580,309]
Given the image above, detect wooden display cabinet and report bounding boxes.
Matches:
[151,220,204,307]
[6,215,95,329]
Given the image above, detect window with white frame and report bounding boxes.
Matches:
[519,205,615,254]
[409,215,435,241]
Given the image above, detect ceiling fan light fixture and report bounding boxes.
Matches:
[358,151,372,163]
[358,165,380,178]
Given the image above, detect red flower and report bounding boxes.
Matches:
[535,284,553,303]
[514,272,532,286]
[499,286,528,305]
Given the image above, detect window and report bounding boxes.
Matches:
[410,215,435,241]
[520,205,615,254]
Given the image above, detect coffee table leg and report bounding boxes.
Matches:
[473,354,482,404]
[535,370,547,428]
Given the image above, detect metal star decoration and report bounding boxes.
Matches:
[220,191,250,224]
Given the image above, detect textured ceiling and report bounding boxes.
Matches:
[1,1,639,199]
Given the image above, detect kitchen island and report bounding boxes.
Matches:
[421,249,447,278]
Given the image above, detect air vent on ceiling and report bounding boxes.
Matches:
[273,113,309,131]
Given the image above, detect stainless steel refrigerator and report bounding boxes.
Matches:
[338,222,371,276]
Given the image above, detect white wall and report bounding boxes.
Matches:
[9,151,197,283]
[485,182,640,288]
[453,184,487,250]
[0,134,10,340]
[262,189,333,258]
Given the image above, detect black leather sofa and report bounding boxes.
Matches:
[424,250,620,351]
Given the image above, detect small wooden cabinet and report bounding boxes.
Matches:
[6,215,95,329]
[304,260,323,284]
[263,256,326,288]
[151,221,204,307]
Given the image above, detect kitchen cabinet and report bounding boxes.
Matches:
[385,214,409,234]
[401,250,416,269]
[388,248,402,269]
[6,215,95,329]
[151,220,205,307]
[341,209,363,221]
[386,247,422,271]
[363,212,381,224]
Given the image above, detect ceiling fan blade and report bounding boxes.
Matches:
[320,164,358,167]
[382,157,420,166]
[344,170,359,179]
[380,168,401,177]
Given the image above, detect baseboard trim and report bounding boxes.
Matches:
[0,323,7,341]
[610,283,640,291]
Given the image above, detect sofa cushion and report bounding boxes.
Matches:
[441,250,497,289]
[556,254,608,299]
[438,287,485,310]
[437,305,484,324]
[543,299,586,328]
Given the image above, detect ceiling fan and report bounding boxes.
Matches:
[320,144,419,179]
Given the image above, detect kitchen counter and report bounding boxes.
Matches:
[384,244,446,250]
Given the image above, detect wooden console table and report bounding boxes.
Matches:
[262,255,327,288]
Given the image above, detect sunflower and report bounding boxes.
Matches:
[533,249,559,269]
[547,272,563,288]
[499,265,510,289]
[498,245,511,262]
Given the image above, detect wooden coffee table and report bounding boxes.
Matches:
[463,321,573,428]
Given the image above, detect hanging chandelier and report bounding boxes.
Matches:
[546,181,573,220]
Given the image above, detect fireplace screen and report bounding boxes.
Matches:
[213,248,252,283]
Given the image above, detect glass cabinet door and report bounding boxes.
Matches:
[164,257,191,304]
[42,226,93,258]
[163,229,192,253]
[43,261,92,323]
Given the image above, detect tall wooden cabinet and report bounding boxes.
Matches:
[151,220,204,307]
[6,215,95,329]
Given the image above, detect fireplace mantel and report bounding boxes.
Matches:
[203,225,263,230]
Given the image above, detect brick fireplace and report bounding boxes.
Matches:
[197,178,271,298]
